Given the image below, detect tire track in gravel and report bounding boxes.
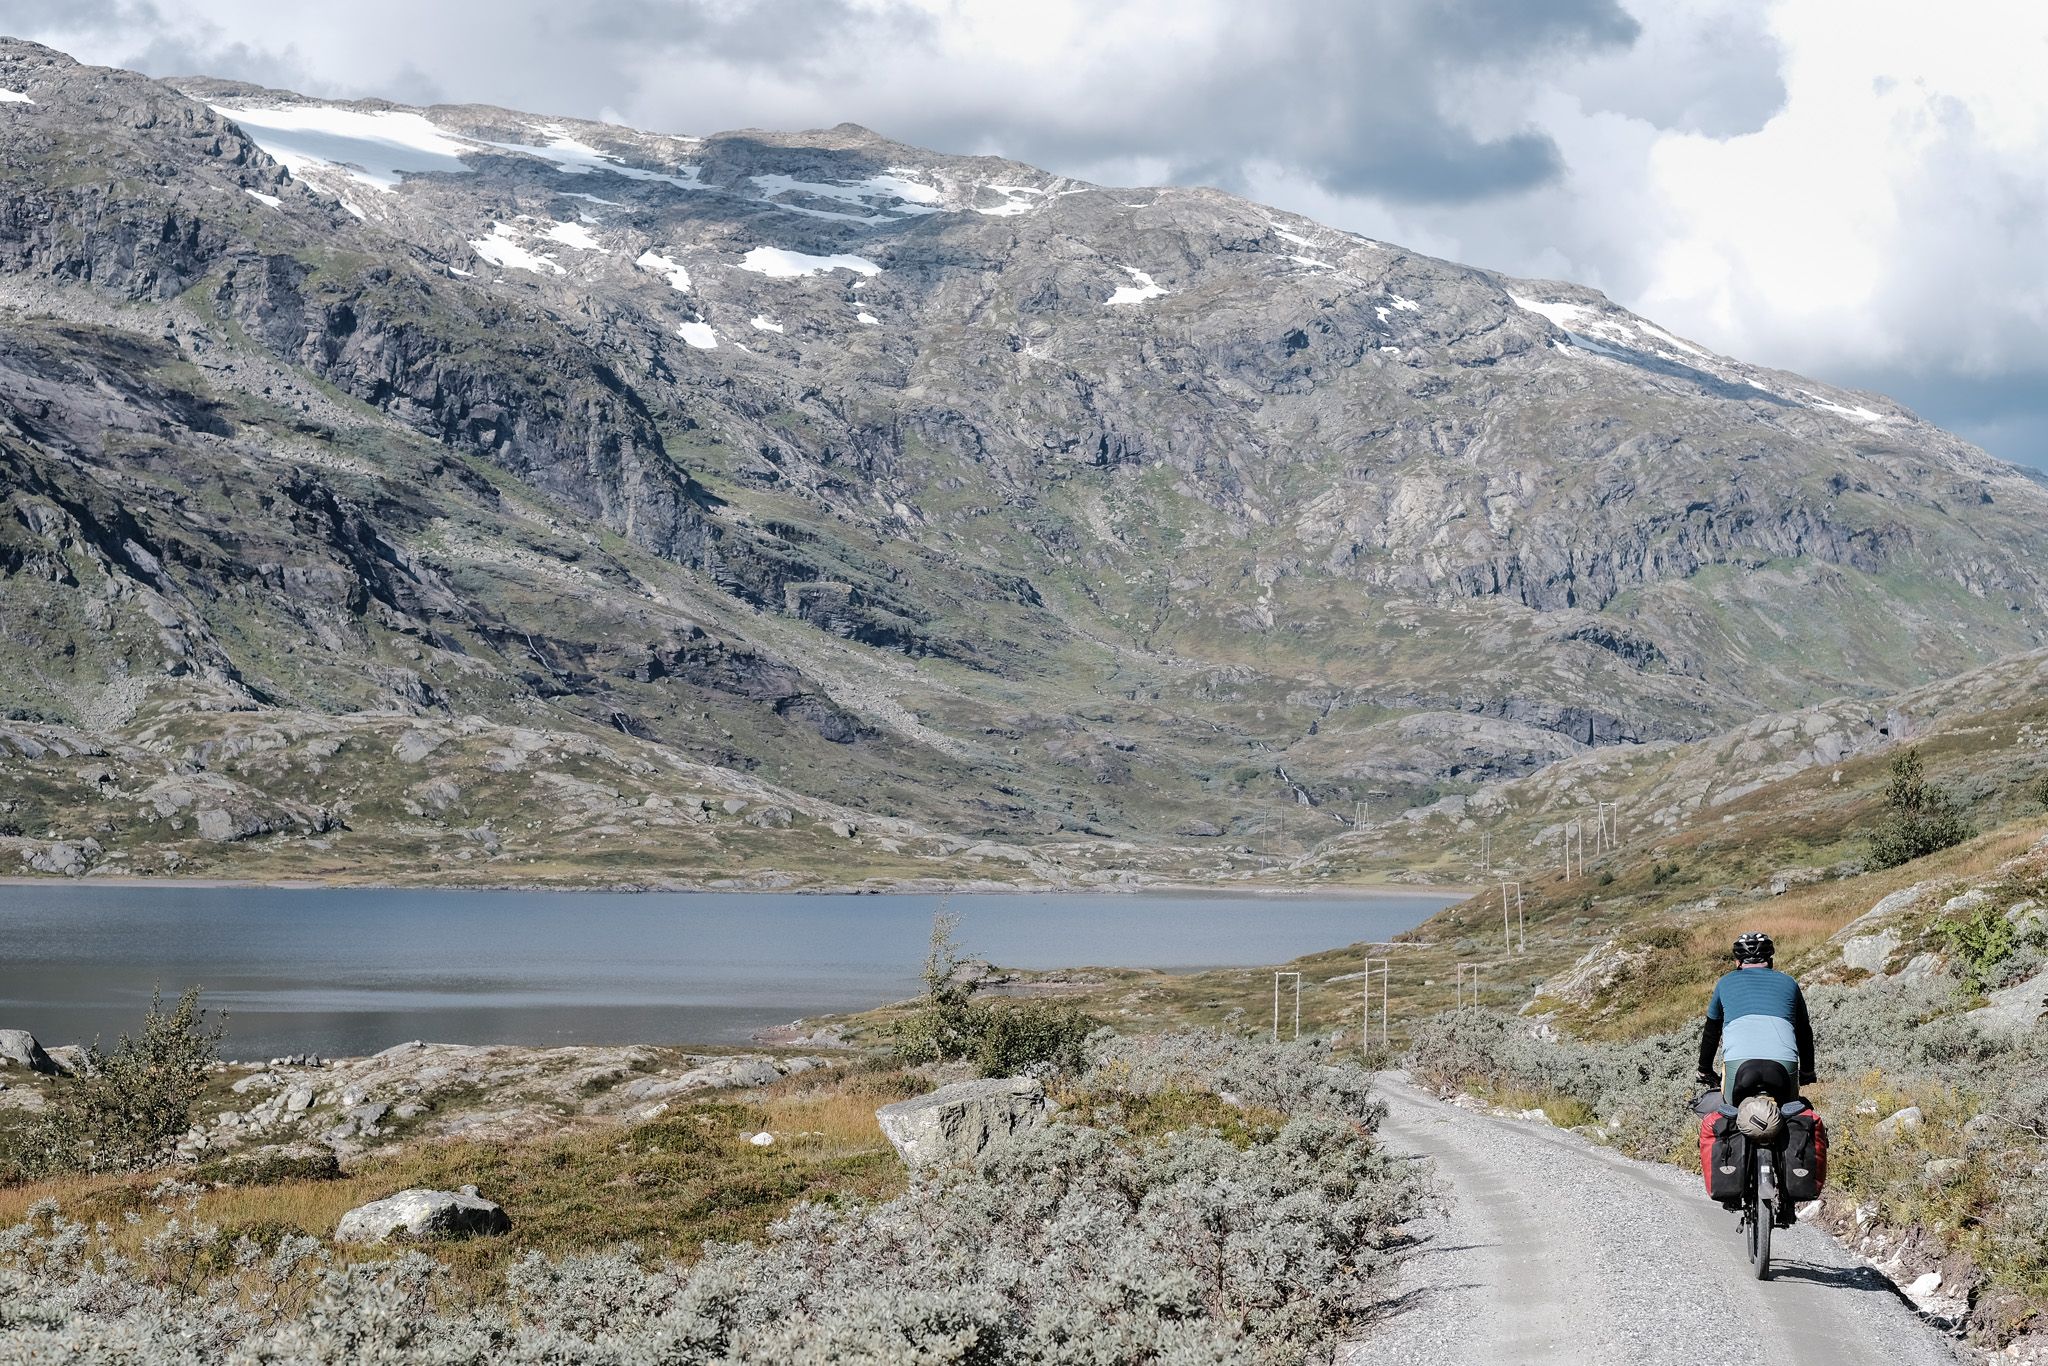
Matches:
[1341,1077,1965,1366]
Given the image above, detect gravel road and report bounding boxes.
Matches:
[1341,1077,1965,1366]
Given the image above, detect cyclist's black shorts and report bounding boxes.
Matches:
[1728,1058,1796,1103]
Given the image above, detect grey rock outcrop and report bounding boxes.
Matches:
[876,1077,1054,1169]
[0,1030,59,1074]
[1842,929,1901,974]
[19,839,100,876]
[1964,969,2048,1038]
[620,1055,791,1105]
[334,1186,509,1244]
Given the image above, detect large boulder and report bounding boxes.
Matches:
[876,1077,1054,1169]
[0,1030,59,1074]
[334,1186,509,1244]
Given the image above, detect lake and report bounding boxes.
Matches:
[0,884,1454,1058]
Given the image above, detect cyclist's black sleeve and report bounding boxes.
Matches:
[1793,987,1815,1083]
[1697,1016,1723,1077]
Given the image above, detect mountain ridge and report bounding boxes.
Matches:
[2,35,2045,883]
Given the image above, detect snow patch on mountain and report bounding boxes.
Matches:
[243,189,281,207]
[480,126,701,189]
[976,184,1043,216]
[1513,294,1724,370]
[543,221,606,252]
[1508,292,1887,422]
[211,104,475,190]
[750,315,784,334]
[749,171,942,223]
[0,88,34,104]
[471,222,563,276]
[636,250,691,292]
[857,311,879,326]
[677,322,717,349]
[1507,295,1588,330]
[1389,294,1421,312]
[1105,268,1167,306]
[1804,395,1893,425]
[738,247,881,279]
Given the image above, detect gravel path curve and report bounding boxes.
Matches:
[1340,1076,1965,1366]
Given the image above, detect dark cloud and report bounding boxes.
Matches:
[889,0,1640,204]
[1851,369,2048,473]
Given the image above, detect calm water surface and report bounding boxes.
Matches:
[0,885,1453,1057]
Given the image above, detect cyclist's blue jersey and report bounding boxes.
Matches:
[1707,966,1801,1066]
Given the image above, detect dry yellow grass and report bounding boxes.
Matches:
[0,1065,922,1300]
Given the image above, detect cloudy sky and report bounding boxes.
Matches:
[9,0,2046,468]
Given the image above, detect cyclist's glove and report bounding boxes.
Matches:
[1695,1069,1720,1088]
[1799,1069,1816,1086]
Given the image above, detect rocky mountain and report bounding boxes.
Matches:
[2,36,2046,884]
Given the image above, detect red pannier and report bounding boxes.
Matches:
[1780,1106,1828,1201]
[1699,1111,1743,1201]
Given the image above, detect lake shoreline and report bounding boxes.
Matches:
[0,873,1478,899]
[0,884,1460,1060]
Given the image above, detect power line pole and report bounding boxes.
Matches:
[1456,962,1482,1008]
[1273,971,1302,1041]
[1361,958,1390,1050]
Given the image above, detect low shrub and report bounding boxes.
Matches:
[1868,748,1975,870]
[889,914,1097,1077]
[1406,1008,1694,1161]
[970,998,1095,1077]
[5,987,225,1179]
[0,1032,1424,1363]
[1085,1028,1383,1122]
[1931,902,2025,993]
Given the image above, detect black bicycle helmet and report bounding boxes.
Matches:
[1733,931,1775,963]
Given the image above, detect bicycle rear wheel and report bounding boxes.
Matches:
[1748,1188,1774,1279]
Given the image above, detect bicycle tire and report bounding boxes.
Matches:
[1749,1180,1774,1279]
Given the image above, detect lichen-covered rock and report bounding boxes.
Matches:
[0,1029,58,1074]
[334,1186,509,1243]
[876,1077,1053,1169]
[1842,929,1901,974]
[19,839,100,876]
[1965,968,2048,1037]
[620,1055,785,1103]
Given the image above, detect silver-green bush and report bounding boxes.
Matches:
[0,1035,1422,1363]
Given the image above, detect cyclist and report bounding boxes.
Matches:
[1695,931,1815,1103]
